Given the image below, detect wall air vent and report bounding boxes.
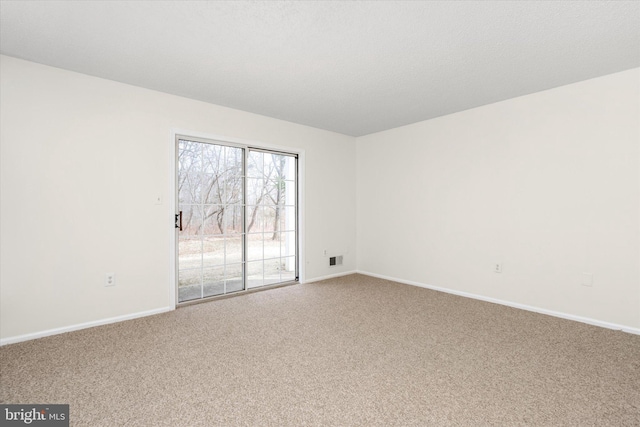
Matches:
[329,256,343,267]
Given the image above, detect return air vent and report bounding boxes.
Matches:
[329,256,343,267]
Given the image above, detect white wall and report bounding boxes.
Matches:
[0,55,357,341]
[357,68,640,330]
[2,55,638,343]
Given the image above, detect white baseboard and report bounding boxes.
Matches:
[357,270,640,336]
[0,306,175,346]
[303,270,358,284]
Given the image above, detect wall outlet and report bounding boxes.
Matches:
[323,249,327,256]
[581,273,593,287]
[494,263,502,273]
[154,195,162,205]
[105,273,116,287]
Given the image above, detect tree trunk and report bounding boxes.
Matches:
[272,203,280,240]
[216,207,225,234]
[247,193,264,232]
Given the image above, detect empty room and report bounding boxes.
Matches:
[1,1,639,426]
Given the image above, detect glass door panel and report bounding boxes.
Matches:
[178,139,245,303]
[245,150,298,291]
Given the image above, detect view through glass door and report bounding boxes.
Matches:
[176,136,297,303]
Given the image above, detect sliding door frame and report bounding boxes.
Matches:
[168,129,305,308]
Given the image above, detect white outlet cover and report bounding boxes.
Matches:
[581,273,593,287]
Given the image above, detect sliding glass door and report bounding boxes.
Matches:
[176,136,297,303]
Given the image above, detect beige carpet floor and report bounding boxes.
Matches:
[1,274,639,426]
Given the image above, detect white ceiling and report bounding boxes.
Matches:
[1,1,639,136]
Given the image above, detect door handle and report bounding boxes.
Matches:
[175,211,183,231]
